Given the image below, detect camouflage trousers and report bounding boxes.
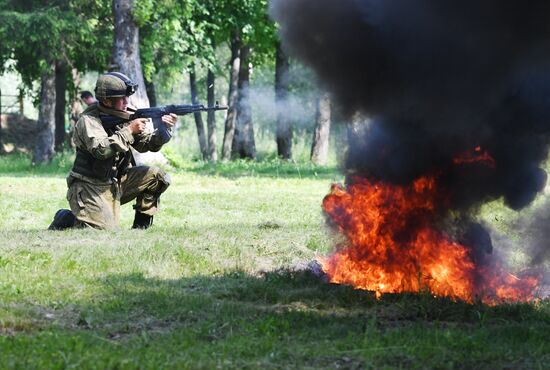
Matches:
[67,166,171,230]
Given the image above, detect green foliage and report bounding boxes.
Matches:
[137,0,278,86]
[1,0,281,101]
[3,9,69,84]
[138,0,196,81]
[210,0,277,64]
[0,0,111,93]
[64,0,112,73]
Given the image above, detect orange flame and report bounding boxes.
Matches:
[453,146,496,168]
[320,175,540,304]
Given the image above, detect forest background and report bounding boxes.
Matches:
[0,0,344,167]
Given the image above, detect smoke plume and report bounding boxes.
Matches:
[270,0,550,213]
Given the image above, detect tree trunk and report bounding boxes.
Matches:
[0,87,3,153]
[68,68,82,149]
[189,67,208,160]
[232,46,256,159]
[275,42,292,160]
[145,78,157,107]
[111,0,149,108]
[69,68,82,115]
[206,69,217,162]
[311,92,331,165]
[221,33,241,161]
[33,62,57,164]
[112,0,169,166]
[18,91,24,115]
[54,60,67,152]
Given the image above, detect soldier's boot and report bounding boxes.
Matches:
[48,209,77,230]
[132,211,153,229]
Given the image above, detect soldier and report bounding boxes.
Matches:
[80,91,97,106]
[49,72,177,230]
[68,91,97,148]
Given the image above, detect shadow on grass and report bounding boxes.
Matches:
[2,269,550,368]
[89,269,550,328]
[74,270,550,367]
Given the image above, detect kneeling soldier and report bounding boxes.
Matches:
[49,72,177,230]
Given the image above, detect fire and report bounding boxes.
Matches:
[319,172,540,304]
[453,146,496,168]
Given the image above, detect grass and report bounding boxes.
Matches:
[0,153,549,369]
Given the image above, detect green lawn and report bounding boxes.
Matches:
[0,155,549,369]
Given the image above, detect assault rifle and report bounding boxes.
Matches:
[100,103,228,145]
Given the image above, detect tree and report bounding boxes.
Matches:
[145,78,157,107]
[135,0,278,160]
[33,62,56,163]
[206,67,217,161]
[112,0,149,107]
[275,41,291,159]
[189,65,208,159]
[311,92,331,165]
[0,0,112,161]
[0,5,69,163]
[136,0,215,160]
[197,0,276,160]
[0,87,4,153]
[54,60,67,151]
[0,0,8,153]
[113,0,180,166]
[221,33,240,161]
[232,46,256,159]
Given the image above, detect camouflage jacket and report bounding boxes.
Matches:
[69,103,166,184]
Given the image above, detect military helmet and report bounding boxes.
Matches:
[94,72,138,100]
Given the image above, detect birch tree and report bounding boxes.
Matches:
[311,92,331,165]
[275,41,292,159]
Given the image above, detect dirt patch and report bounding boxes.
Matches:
[0,113,37,153]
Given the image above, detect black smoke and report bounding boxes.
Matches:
[270,0,550,212]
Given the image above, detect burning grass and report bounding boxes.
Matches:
[318,146,548,306]
[320,176,542,305]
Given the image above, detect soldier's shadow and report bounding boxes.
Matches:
[71,268,550,341]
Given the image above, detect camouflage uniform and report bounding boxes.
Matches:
[67,103,171,230]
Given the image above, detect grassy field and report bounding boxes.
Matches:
[0,153,549,369]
